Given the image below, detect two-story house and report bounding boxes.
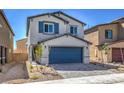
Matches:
[84,17,124,63]
[0,10,14,64]
[26,11,91,65]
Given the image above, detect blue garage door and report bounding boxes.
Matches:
[49,47,83,64]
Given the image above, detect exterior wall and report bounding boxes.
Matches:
[29,15,67,45]
[54,13,84,38]
[15,38,27,53]
[98,24,118,44]
[39,35,90,64]
[109,41,124,48]
[0,13,13,63]
[27,13,89,64]
[28,14,84,46]
[84,30,99,62]
[118,23,124,40]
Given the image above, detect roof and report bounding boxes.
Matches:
[0,10,15,36]
[28,13,69,23]
[108,39,124,46]
[52,11,86,25]
[38,33,92,44]
[16,38,27,42]
[111,17,124,23]
[26,11,86,36]
[84,22,119,34]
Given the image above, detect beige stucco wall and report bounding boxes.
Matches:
[0,13,14,63]
[98,24,118,44]
[118,23,124,40]
[39,35,90,64]
[84,30,99,62]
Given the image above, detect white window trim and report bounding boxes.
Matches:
[43,23,54,34]
[70,25,78,35]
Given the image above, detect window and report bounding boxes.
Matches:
[70,26,77,35]
[105,29,113,39]
[44,23,54,34]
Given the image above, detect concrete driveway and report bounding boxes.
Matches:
[50,63,117,79]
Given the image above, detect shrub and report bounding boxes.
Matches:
[31,75,40,80]
[30,64,33,69]
[40,66,43,70]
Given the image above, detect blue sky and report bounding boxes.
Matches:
[4,9,124,49]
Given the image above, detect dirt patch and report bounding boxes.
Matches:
[0,62,28,83]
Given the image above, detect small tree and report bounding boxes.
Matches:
[99,43,109,63]
[33,44,43,71]
[34,44,43,63]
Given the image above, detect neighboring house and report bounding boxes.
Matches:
[84,17,124,63]
[14,38,27,53]
[26,11,91,65]
[0,10,14,64]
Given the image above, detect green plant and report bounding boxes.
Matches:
[31,75,40,80]
[99,43,109,54]
[99,43,109,62]
[40,66,43,70]
[34,44,43,60]
[30,64,33,69]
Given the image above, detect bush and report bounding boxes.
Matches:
[40,66,43,70]
[31,75,40,80]
[30,64,33,69]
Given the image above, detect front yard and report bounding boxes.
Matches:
[2,61,124,84]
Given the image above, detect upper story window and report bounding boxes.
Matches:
[70,26,77,35]
[105,29,113,39]
[39,21,59,34]
[44,23,54,34]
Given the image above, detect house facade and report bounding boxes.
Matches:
[27,11,91,65]
[14,38,27,53]
[0,10,14,64]
[84,17,124,63]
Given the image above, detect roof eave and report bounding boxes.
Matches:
[0,10,15,36]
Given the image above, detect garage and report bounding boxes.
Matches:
[112,48,124,62]
[49,47,83,64]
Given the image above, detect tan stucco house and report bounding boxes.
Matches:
[84,17,124,63]
[27,11,91,65]
[0,10,14,64]
[14,38,27,53]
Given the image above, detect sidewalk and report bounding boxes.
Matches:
[29,73,124,84]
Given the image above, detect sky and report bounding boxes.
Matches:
[3,9,124,49]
